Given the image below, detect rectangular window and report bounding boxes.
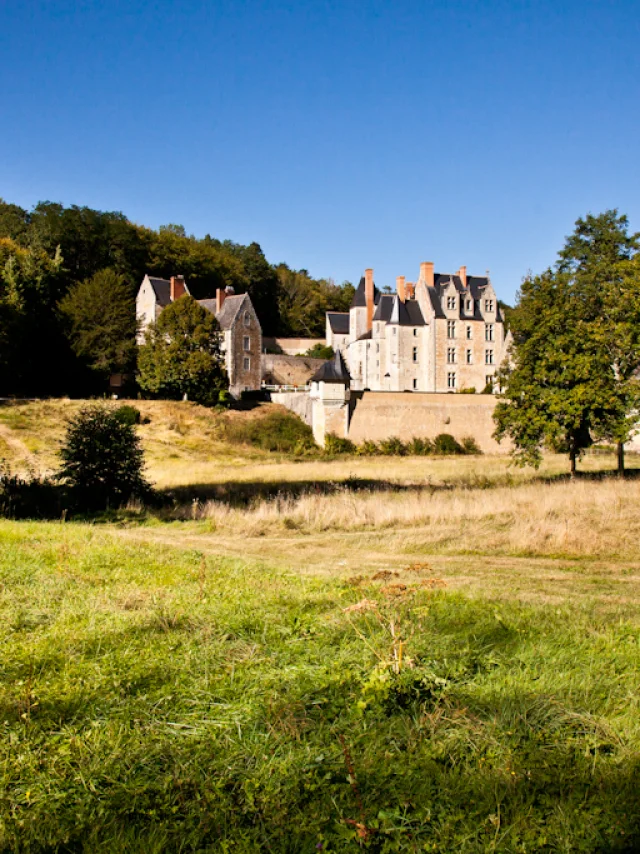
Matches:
[485,350,494,365]
[465,298,472,311]
[413,328,418,336]
[243,311,251,327]
[485,299,494,313]
[486,374,494,389]
[243,336,250,351]
[447,296,456,310]
[447,372,456,389]
[376,343,379,353]
[466,349,472,364]
[243,357,250,370]
[485,324,494,342]
[412,347,418,362]
[447,320,456,338]
[447,347,456,363]
[412,378,418,389]
[466,325,472,339]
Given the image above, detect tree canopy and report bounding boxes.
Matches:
[137,295,227,405]
[495,210,640,474]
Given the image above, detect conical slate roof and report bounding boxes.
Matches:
[310,350,350,384]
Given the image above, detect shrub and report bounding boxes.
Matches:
[355,440,378,455]
[378,436,407,456]
[0,462,62,519]
[304,343,335,359]
[113,404,141,426]
[433,433,464,455]
[224,410,317,454]
[218,390,233,407]
[324,433,356,454]
[461,435,482,455]
[458,386,476,394]
[57,405,152,510]
[406,437,434,455]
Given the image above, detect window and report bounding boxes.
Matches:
[413,328,418,336]
[412,378,418,389]
[376,343,379,353]
[485,299,494,313]
[412,347,418,362]
[447,347,456,363]
[446,296,456,310]
[447,320,456,338]
[466,349,473,364]
[243,357,250,370]
[243,336,250,351]
[393,327,397,335]
[447,372,456,389]
[485,349,494,365]
[485,324,494,342]
[465,298,472,311]
[485,374,494,389]
[466,325,472,340]
[244,311,251,327]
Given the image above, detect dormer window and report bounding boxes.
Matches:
[465,298,472,312]
[446,296,456,310]
[485,299,494,313]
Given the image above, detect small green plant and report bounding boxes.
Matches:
[303,343,335,360]
[461,435,482,455]
[57,405,152,510]
[324,433,356,454]
[406,437,434,455]
[355,440,379,455]
[458,386,476,394]
[218,390,233,407]
[433,433,464,455]
[377,436,407,456]
[113,404,141,426]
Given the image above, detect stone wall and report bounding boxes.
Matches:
[347,392,506,453]
[262,354,326,386]
[270,391,313,426]
[263,337,325,356]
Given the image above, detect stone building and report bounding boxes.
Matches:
[325,262,509,393]
[135,274,262,397]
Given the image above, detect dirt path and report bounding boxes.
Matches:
[0,423,39,469]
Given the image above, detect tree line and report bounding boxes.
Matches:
[0,199,354,397]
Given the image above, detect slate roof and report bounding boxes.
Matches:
[198,298,217,315]
[213,293,250,330]
[327,312,349,334]
[372,294,394,322]
[310,350,350,384]
[388,295,425,326]
[350,276,381,308]
[146,275,191,306]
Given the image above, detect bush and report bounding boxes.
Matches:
[57,405,152,510]
[113,404,141,426]
[355,440,379,455]
[406,437,434,455]
[458,386,476,394]
[218,390,233,407]
[378,436,407,455]
[323,433,356,454]
[433,433,464,455]
[224,410,317,454]
[461,435,482,455]
[304,343,335,359]
[0,462,63,519]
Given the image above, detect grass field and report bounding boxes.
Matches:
[1,400,640,851]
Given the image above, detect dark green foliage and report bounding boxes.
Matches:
[304,343,335,359]
[217,389,233,407]
[323,432,356,454]
[495,211,640,473]
[223,409,317,453]
[406,437,434,455]
[0,463,62,519]
[137,296,227,406]
[59,268,138,379]
[57,405,151,509]
[355,439,379,456]
[113,404,142,426]
[461,436,482,454]
[458,386,476,394]
[377,436,407,455]
[434,433,464,454]
[276,264,355,337]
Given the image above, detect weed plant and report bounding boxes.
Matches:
[1,521,639,852]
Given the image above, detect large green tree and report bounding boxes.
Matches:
[59,268,138,380]
[137,295,227,404]
[495,210,640,475]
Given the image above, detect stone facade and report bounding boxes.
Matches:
[327,262,510,393]
[135,276,262,398]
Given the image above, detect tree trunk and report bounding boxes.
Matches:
[617,441,625,477]
[569,446,577,478]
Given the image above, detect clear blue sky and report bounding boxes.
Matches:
[2,0,639,304]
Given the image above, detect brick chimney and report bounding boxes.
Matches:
[170,275,186,301]
[458,266,467,288]
[216,287,226,314]
[396,275,406,303]
[420,262,434,288]
[365,268,374,331]
[405,282,415,300]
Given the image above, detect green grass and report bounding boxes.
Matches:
[1,521,639,852]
